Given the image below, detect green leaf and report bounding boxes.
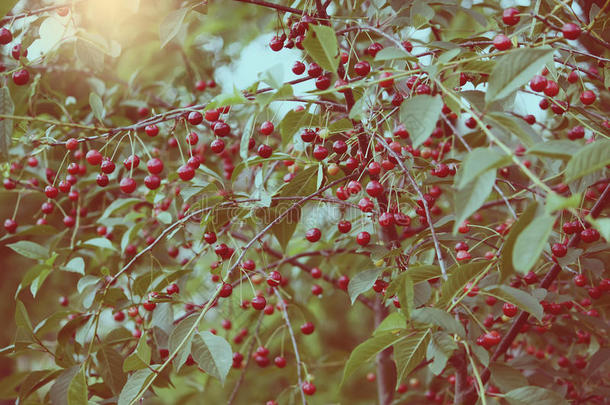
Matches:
[0,0,18,19]
[455,147,508,189]
[394,329,431,384]
[427,332,457,375]
[302,24,339,72]
[64,257,85,275]
[96,346,127,395]
[205,88,248,111]
[123,336,151,372]
[49,366,81,405]
[342,331,408,385]
[191,332,232,384]
[399,95,443,149]
[117,369,154,405]
[406,265,442,283]
[512,212,555,273]
[484,285,543,321]
[411,307,465,337]
[374,312,407,335]
[374,47,413,61]
[348,269,381,304]
[486,112,536,148]
[527,140,575,160]
[278,110,320,147]
[15,300,33,332]
[7,241,49,260]
[439,261,491,306]
[240,115,255,160]
[486,46,554,103]
[0,87,14,161]
[500,203,538,280]
[545,191,581,214]
[504,386,569,405]
[564,140,610,182]
[168,314,199,370]
[589,217,610,242]
[453,169,495,234]
[83,237,116,251]
[100,198,141,220]
[489,363,528,393]
[159,8,189,48]
[385,273,415,318]
[89,92,104,122]
[30,268,52,298]
[67,367,87,405]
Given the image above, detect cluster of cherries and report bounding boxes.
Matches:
[0,26,31,86]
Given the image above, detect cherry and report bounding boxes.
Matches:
[210,139,225,154]
[573,274,587,287]
[368,161,381,175]
[145,124,159,137]
[242,259,255,271]
[269,36,284,51]
[311,267,322,278]
[205,109,220,122]
[144,175,161,190]
[300,321,315,335]
[187,156,201,169]
[366,180,384,198]
[529,75,547,92]
[4,218,17,233]
[311,284,323,295]
[306,228,321,242]
[259,121,274,135]
[267,271,282,287]
[96,174,109,187]
[292,61,305,75]
[580,90,596,105]
[337,275,349,290]
[313,145,328,160]
[580,228,599,243]
[503,303,518,317]
[302,382,316,396]
[101,159,116,174]
[561,23,581,40]
[0,28,12,44]
[119,177,136,193]
[379,212,394,227]
[219,283,233,297]
[567,125,585,140]
[456,250,471,261]
[356,231,370,246]
[379,72,394,88]
[367,42,383,57]
[86,149,103,166]
[543,80,559,97]
[123,154,140,170]
[307,63,323,78]
[354,61,371,76]
[492,34,511,50]
[45,186,59,198]
[113,311,125,322]
[358,197,374,212]
[143,301,156,311]
[251,295,266,310]
[12,69,30,86]
[332,140,347,154]
[274,356,286,368]
[213,121,231,137]
[177,165,195,181]
[502,8,520,25]
[337,220,352,233]
[3,179,16,190]
[187,111,203,125]
[315,75,331,90]
[551,243,567,257]
[146,158,164,174]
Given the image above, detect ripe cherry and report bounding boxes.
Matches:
[551,243,567,257]
[12,69,30,86]
[0,28,12,44]
[210,139,225,154]
[354,61,371,76]
[144,175,161,190]
[503,303,518,317]
[96,174,109,187]
[338,220,352,233]
[186,132,199,145]
[543,80,559,97]
[580,228,599,243]
[269,36,283,51]
[492,34,512,50]
[101,159,116,174]
[86,149,103,166]
[257,144,273,158]
[306,228,321,242]
[366,180,384,198]
[63,215,75,227]
[337,275,349,290]
[251,295,266,310]
[315,75,331,90]
[274,356,286,368]
[177,165,195,181]
[300,321,315,335]
[529,75,547,92]
[219,283,233,297]
[146,158,164,174]
[259,121,274,135]
[580,90,596,105]
[502,8,520,25]
[302,382,316,396]
[562,23,581,40]
[45,186,59,198]
[143,301,156,311]
[267,271,282,287]
[356,231,371,246]
[187,111,203,125]
[119,177,136,193]
[332,140,347,154]
[145,124,159,137]
[123,154,140,170]
[573,274,587,287]
[367,42,383,57]
[307,63,323,77]
[313,145,328,160]
[292,61,305,75]
[311,267,322,278]
[4,218,17,233]
[379,72,394,88]
[213,121,231,137]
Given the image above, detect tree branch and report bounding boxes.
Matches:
[232,0,304,14]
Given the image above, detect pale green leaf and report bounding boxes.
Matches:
[411,307,465,337]
[513,212,555,273]
[191,332,232,384]
[564,140,610,182]
[302,24,339,72]
[399,95,443,149]
[453,169,495,234]
[348,269,381,304]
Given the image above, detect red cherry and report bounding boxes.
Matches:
[145,124,159,137]
[4,218,17,233]
[306,228,321,242]
[356,231,371,246]
[267,271,282,287]
[543,80,559,97]
[0,28,12,45]
[219,283,233,297]
[186,132,199,145]
[85,149,103,166]
[187,111,203,125]
[292,61,305,75]
[204,232,217,244]
[337,220,352,233]
[63,215,75,228]
[269,36,284,51]
[45,186,59,198]
[119,177,137,193]
[307,63,323,78]
[205,109,220,122]
[100,159,116,174]
[302,382,316,396]
[502,8,520,25]
[123,154,140,170]
[379,72,394,88]
[561,23,581,40]
[332,140,347,154]
[366,42,383,57]
[177,165,195,181]
[143,301,156,311]
[580,90,596,105]
[147,158,164,174]
[529,75,547,92]
[503,303,518,317]
[313,145,328,160]
[259,121,274,135]
[366,180,384,198]
[315,75,331,90]
[300,321,315,335]
[12,69,30,86]
[257,144,273,158]
[96,174,109,187]
[213,121,231,137]
[144,175,161,190]
[354,61,371,76]
[274,356,287,368]
[492,34,512,50]
[210,139,225,154]
[251,295,266,310]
